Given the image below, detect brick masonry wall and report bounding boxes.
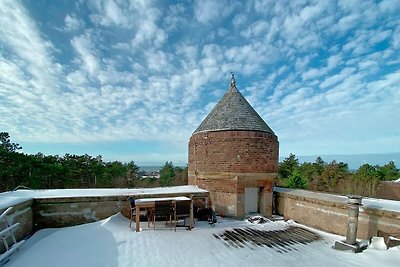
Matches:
[188,130,279,174]
[377,181,400,201]
[193,174,238,216]
[188,130,278,218]
[189,172,275,217]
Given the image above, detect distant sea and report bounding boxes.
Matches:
[139,165,187,172]
[139,166,162,172]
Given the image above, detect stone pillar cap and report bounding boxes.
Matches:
[347,195,363,205]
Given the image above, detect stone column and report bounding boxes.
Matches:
[346,196,363,245]
[333,195,366,253]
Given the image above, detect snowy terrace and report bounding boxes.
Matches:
[2,214,400,267]
[1,186,400,266]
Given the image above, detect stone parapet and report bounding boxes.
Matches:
[33,191,208,230]
[33,196,127,229]
[274,187,400,239]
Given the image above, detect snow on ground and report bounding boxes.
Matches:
[3,214,400,267]
[0,185,208,209]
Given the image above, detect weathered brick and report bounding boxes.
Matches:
[188,130,278,217]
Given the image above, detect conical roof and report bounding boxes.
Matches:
[193,75,275,135]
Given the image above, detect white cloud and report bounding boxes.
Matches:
[131,7,167,48]
[66,70,89,86]
[194,0,229,24]
[326,54,342,70]
[335,14,361,33]
[1,0,399,162]
[301,53,343,81]
[358,59,377,70]
[88,0,133,28]
[0,1,61,90]
[70,31,100,77]
[367,70,400,93]
[64,14,83,32]
[379,0,400,14]
[281,87,313,106]
[0,0,68,144]
[145,49,172,72]
[163,4,187,32]
[232,13,247,28]
[392,26,400,49]
[112,42,130,50]
[320,67,355,89]
[301,68,321,81]
[338,0,366,13]
[240,20,268,38]
[369,29,392,45]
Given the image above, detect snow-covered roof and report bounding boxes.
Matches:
[0,185,208,210]
[5,213,400,267]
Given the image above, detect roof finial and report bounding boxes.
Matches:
[230,72,236,87]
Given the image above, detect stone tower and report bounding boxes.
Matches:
[188,74,279,218]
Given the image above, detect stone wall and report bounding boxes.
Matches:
[0,200,33,254]
[33,191,208,230]
[274,187,400,239]
[33,196,129,229]
[377,181,400,201]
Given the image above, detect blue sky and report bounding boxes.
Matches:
[0,0,399,166]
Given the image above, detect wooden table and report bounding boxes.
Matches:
[135,196,193,232]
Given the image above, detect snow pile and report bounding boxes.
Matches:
[370,237,388,250]
[4,214,400,267]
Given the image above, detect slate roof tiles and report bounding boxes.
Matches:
[194,76,275,135]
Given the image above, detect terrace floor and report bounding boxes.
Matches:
[3,214,400,267]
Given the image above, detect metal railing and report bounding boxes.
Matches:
[0,207,25,263]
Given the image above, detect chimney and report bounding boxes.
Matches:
[346,196,362,244]
[333,195,367,253]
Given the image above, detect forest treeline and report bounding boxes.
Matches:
[0,132,187,192]
[278,153,399,197]
[2,132,399,197]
